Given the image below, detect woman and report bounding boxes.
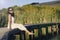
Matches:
[7,7,33,35]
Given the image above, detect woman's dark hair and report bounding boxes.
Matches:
[8,7,14,17]
[8,7,13,10]
[8,7,13,13]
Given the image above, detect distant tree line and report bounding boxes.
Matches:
[0,4,60,27]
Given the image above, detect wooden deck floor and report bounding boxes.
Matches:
[0,27,9,40]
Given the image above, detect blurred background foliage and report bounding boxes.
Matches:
[0,4,60,27]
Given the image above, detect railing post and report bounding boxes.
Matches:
[58,23,60,34]
[29,30,34,40]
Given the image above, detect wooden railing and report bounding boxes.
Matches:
[2,23,60,40]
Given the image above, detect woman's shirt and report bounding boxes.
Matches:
[9,13,14,24]
[11,16,14,24]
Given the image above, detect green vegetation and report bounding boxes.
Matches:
[0,4,60,27]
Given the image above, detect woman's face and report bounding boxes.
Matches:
[8,8,13,14]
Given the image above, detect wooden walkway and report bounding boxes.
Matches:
[0,27,9,40]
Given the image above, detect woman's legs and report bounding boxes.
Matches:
[18,24,33,35]
[24,29,33,35]
[11,24,33,35]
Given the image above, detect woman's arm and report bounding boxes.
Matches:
[7,14,12,29]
